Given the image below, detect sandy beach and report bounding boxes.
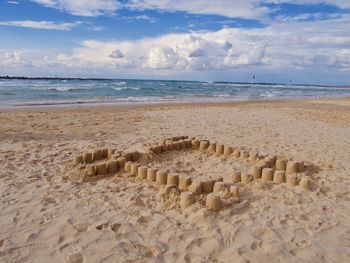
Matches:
[1,98,350,263]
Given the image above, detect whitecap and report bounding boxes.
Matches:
[112,87,127,91]
[55,86,74,92]
[113,81,126,86]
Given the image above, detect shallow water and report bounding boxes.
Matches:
[0,78,349,107]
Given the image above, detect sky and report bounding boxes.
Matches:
[0,0,350,84]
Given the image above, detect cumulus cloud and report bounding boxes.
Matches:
[189,49,206,58]
[0,20,81,30]
[0,51,25,66]
[147,46,180,69]
[49,12,350,74]
[53,30,266,71]
[109,49,124,59]
[225,44,266,66]
[0,50,37,68]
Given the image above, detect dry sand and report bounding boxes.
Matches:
[1,99,350,262]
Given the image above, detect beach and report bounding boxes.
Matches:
[1,98,350,262]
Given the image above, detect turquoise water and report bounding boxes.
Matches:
[0,78,349,107]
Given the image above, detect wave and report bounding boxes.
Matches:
[77,83,96,87]
[213,94,232,98]
[113,81,126,86]
[112,86,140,91]
[2,78,350,108]
[55,87,78,92]
[30,86,91,92]
[13,96,164,106]
[112,87,127,91]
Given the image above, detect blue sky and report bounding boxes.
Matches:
[0,0,350,84]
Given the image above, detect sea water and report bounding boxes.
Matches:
[0,78,349,108]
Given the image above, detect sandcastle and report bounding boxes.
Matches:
[62,135,316,213]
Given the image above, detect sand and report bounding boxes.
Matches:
[1,99,350,262]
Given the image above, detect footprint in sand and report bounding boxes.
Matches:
[60,243,85,263]
[6,242,50,259]
[67,252,84,263]
[95,223,110,231]
[111,223,121,232]
[73,222,89,232]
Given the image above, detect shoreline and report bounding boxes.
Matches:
[1,96,350,113]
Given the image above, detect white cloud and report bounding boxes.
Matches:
[266,0,350,9]
[0,51,29,66]
[53,30,267,71]
[0,20,81,30]
[189,48,205,58]
[126,0,270,19]
[29,0,350,20]
[49,12,350,74]
[7,1,19,4]
[109,49,124,59]
[125,0,350,20]
[147,46,180,69]
[31,0,120,17]
[87,25,105,31]
[121,15,157,23]
[31,0,268,19]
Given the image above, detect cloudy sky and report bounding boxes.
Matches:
[0,0,349,84]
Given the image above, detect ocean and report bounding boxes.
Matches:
[0,78,349,108]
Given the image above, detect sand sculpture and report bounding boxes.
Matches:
[250,165,262,179]
[147,168,157,181]
[241,173,253,184]
[189,180,202,195]
[62,135,315,212]
[273,170,286,184]
[180,192,195,209]
[223,145,233,156]
[206,193,221,211]
[167,174,179,186]
[138,166,148,179]
[262,168,274,182]
[156,170,167,185]
[178,176,191,191]
[231,171,241,183]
